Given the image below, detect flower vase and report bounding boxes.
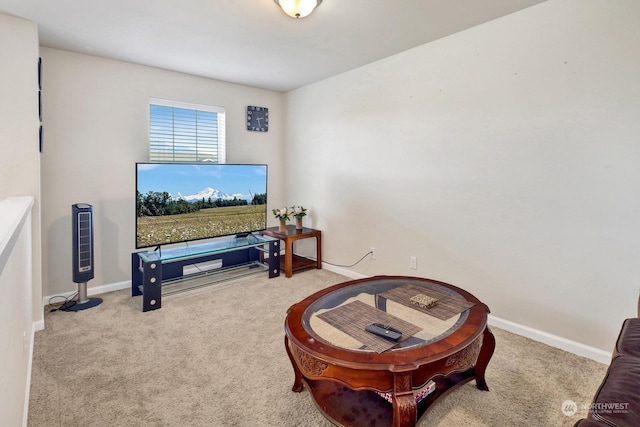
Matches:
[296,217,303,230]
[279,221,287,232]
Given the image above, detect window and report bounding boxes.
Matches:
[149,98,226,163]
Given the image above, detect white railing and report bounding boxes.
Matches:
[0,196,34,427]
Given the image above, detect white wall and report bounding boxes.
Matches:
[0,13,42,325]
[285,0,640,353]
[0,13,41,427]
[39,48,285,298]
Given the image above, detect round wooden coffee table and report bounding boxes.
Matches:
[284,275,495,427]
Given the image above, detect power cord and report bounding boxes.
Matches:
[307,250,374,268]
[48,292,78,312]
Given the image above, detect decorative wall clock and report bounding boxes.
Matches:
[247,106,269,132]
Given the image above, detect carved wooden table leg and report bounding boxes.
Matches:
[475,326,496,391]
[392,372,417,427]
[284,335,304,392]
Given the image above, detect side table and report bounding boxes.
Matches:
[261,226,321,277]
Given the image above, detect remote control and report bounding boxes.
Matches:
[365,323,402,342]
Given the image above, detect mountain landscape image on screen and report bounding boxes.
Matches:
[176,187,236,202]
[135,163,268,248]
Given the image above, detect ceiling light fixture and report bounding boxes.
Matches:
[274,0,322,19]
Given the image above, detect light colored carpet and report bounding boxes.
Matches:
[28,269,607,426]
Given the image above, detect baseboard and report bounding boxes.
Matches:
[42,280,130,307]
[321,263,367,279]
[23,328,35,427]
[488,315,611,364]
[33,319,44,332]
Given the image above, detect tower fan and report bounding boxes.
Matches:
[64,203,102,311]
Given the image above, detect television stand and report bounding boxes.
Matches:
[131,234,280,312]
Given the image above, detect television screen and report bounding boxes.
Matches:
[136,163,268,249]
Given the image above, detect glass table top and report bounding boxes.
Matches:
[302,277,470,352]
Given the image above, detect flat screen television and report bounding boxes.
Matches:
[135,163,268,249]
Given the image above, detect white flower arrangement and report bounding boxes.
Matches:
[272,207,291,222]
[291,205,308,219]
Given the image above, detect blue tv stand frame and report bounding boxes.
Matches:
[131,234,280,312]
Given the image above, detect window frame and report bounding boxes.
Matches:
[149,97,226,163]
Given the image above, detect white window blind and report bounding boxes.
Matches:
[149,98,226,163]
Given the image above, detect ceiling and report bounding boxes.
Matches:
[0,0,547,92]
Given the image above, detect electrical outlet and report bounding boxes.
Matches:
[370,247,376,260]
[410,256,417,270]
